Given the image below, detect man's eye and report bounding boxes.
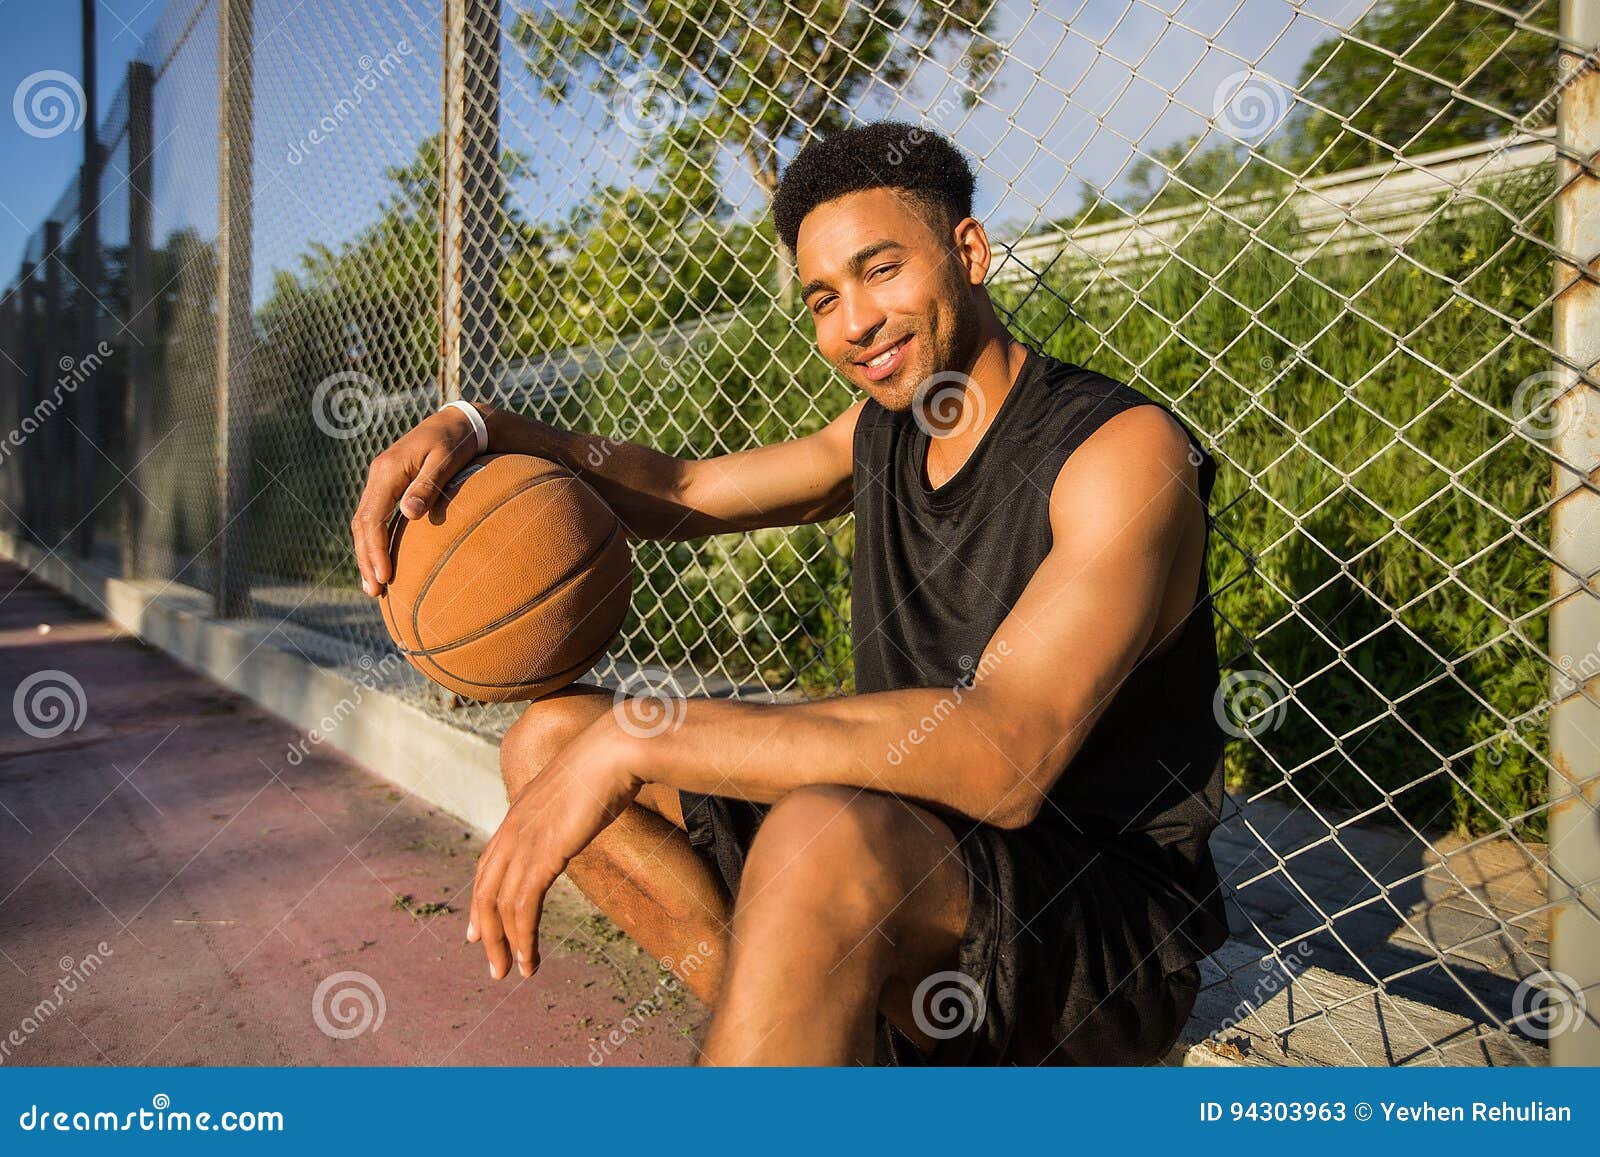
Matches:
[811,295,836,315]
[869,263,901,280]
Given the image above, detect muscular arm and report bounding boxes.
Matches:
[583,404,1204,829]
[480,402,861,542]
[351,397,860,595]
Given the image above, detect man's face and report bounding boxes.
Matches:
[795,188,984,412]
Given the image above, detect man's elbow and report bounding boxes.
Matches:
[975,726,1069,830]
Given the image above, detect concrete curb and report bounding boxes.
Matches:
[0,532,511,837]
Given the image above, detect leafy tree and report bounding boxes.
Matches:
[1286,0,1559,176]
[511,0,999,294]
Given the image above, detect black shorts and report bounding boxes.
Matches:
[680,790,1208,1066]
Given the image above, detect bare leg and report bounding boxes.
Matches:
[700,784,970,1065]
[499,684,731,1002]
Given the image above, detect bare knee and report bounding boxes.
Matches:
[499,684,610,797]
[737,786,906,937]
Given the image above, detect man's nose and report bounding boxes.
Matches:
[839,292,886,349]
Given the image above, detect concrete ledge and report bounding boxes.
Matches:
[0,532,511,837]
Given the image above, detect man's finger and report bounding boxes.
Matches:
[470,852,511,978]
[399,446,458,521]
[515,875,548,978]
[351,462,407,595]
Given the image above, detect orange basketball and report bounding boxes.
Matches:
[379,453,632,702]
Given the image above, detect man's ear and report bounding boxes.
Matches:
[951,216,991,286]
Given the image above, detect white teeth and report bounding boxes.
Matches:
[866,339,905,368]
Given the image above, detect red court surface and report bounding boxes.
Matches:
[0,562,702,1066]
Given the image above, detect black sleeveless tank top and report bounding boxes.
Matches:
[850,343,1230,959]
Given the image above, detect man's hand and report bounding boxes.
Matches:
[468,718,643,979]
[349,405,483,597]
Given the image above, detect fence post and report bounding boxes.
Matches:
[214,0,254,617]
[439,0,501,405]
[73,0,99,560]
[1548,0,1600,1065]
[39,221,63,547]
[0,287,15,519]
[122,60,154,580]
[16,261,39,537]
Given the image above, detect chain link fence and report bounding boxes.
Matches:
[2,0,1597,1065]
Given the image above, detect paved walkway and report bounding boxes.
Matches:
[0,562,700,1066]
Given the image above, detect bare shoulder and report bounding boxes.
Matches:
[1047,403,1201,539]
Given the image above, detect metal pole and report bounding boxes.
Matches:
[0,287,16,521]
[17,261,39,538]
[122,60,153,580]
[40,221,63,547]
[439,0,501,404]
[214,0,254,616]
[1547,0,1600,1066]
[73,0,99,560]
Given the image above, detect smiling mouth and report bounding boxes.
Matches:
[856,335,914,381]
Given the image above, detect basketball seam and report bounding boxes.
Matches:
[404,519,624,661]
[406,630,615,694]
[404,466,572,652]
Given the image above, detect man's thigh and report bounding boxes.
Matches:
[727,785,971,1051]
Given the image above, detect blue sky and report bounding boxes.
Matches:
[0,0,165,277]
[1,0,1371,306]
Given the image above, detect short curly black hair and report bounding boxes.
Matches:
[770,121,977,256]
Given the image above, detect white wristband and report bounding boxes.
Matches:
[440,399,488,455]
